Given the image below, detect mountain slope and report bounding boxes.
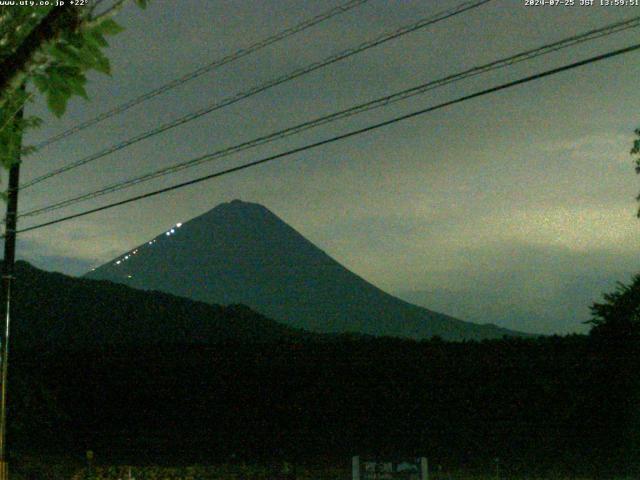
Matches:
[6,261,314,348]
[86,200,525,340]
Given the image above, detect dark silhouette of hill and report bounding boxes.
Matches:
[5,260,316,348]
[86,200,525,340]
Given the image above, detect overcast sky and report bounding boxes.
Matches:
[14,0,640,335]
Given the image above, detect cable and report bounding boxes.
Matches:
[23,0,491,189]
[19,14,640,219]
[15,42,640,235]
[21,0,493,190]
[32,0,371,151]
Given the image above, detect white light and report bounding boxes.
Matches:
[176,223,182,228]
[116,261,121,265]
[170,229,175,234]
[166,232,170,236]
[125,255,129,260]
[127,275,132,279]
[148,242,153,245]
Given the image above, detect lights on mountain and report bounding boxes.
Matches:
[112,223,182,268]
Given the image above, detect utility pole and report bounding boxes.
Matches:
[0,106,23,480]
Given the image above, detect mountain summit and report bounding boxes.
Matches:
[86,200,522,340]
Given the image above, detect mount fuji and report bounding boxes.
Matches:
[85,200,524,340]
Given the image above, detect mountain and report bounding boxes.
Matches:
[397,289,547,336]
[85,200,524,340]
[6,261,315,348]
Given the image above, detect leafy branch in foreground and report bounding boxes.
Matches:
[0,0,148,184]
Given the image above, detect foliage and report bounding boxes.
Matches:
[32,17,124,117]
[0,0,149,186]
[587,274,640,340]
[634,128,640,216]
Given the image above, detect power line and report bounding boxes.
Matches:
[31,0,372,151]
[21,0,493,190]
[15,41,640,235]
[23,0,491,189]
[19,14,640,219]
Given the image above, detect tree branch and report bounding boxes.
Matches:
[0,6,79,98]
[84,0,128,27]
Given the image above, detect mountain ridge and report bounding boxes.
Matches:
[6,260,321,348]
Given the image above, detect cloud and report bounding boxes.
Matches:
[395,241,638,335]
[15,233,115,276]
[21,254,94,277]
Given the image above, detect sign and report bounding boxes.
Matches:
[353,457,428,480]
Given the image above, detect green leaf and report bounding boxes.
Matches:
[95,19,124,36]
[22,116,42,129]
[92,52,111,75]
[21,145,37,156]
[80,41,104,64]
[65,31,85,48]
[45,71,72,96]
[85,30,109,49]
[31,74,49,94]
[49,64,82,78]
[47,91,67,118]
[135,0,148,9]
[49,44,83,67]
[66,74,89,100]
